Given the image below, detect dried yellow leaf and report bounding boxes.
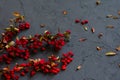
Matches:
[105,51,116,56]
[20,16,24,20]
[9,41,15,46]
[13,12,20,17]
[5,45,10,49]
[14,28,19,32]
[83,26,88,31]
[4,27,11,31]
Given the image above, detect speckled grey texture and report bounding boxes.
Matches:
[0,0,120,80]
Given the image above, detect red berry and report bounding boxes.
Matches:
[68,51,74,56]
[81,21,85,25]
[15,75,19,80]
[75,19,80,23]
[55,68,60,72]
[24,68,29,73]
[41,47,46,51]
[66,30,71,34]
[39,59,45,64]
[25,22,30,29]
[66,59,71,63]
[6,60,11,64]
[84,20,88,24]
[61,65,66,70]
[44,69,49,73]
[20,72,25,76]
[13,67,21,72]
[20,63,26,67]
[30,70,36,77]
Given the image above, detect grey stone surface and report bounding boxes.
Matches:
[0,0,120,80]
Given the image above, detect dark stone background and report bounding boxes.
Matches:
[0,0,120,80]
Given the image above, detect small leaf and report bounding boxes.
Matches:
[105,51,116,56]
[4,27,11,31]
[9,41,15,46]
[40,24,46,28]
[91,27,95,33]
[76,65,82,70]
[116,46,120,51]
[96,46,102,51]
[83,26,88,31]
[106,25,114,28]
[79,38,87,42]
[14,27,19,32]
[112,16,119,19]
[96,0,101,5]
[118,10,120,15]
[20,16,24,20]
[98,33,103,38]
[63,10,67,15]
[5,45,10,49]
[106,15,113,18]
[13,12,20,17]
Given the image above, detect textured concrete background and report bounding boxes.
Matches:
[0,0,120,80]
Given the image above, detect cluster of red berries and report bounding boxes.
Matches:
[75,19,88,25]
[61,51,74,70]
[0,13,30,52]
[0,13,74,80]
[1,51,73,80]
[0,29,71,64]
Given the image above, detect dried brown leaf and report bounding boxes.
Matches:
[118,10,120,15]
[40,24,46,28]
[96,0,101,5]
[98,33,103,38]
[79,38,87,42]
[63,10,67,15]
[112,16,119,19]
[91,27,95,33]
[96,46,102,51]
[76,65,82,70]
[106,25,114,28]
[116,46,120,51]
